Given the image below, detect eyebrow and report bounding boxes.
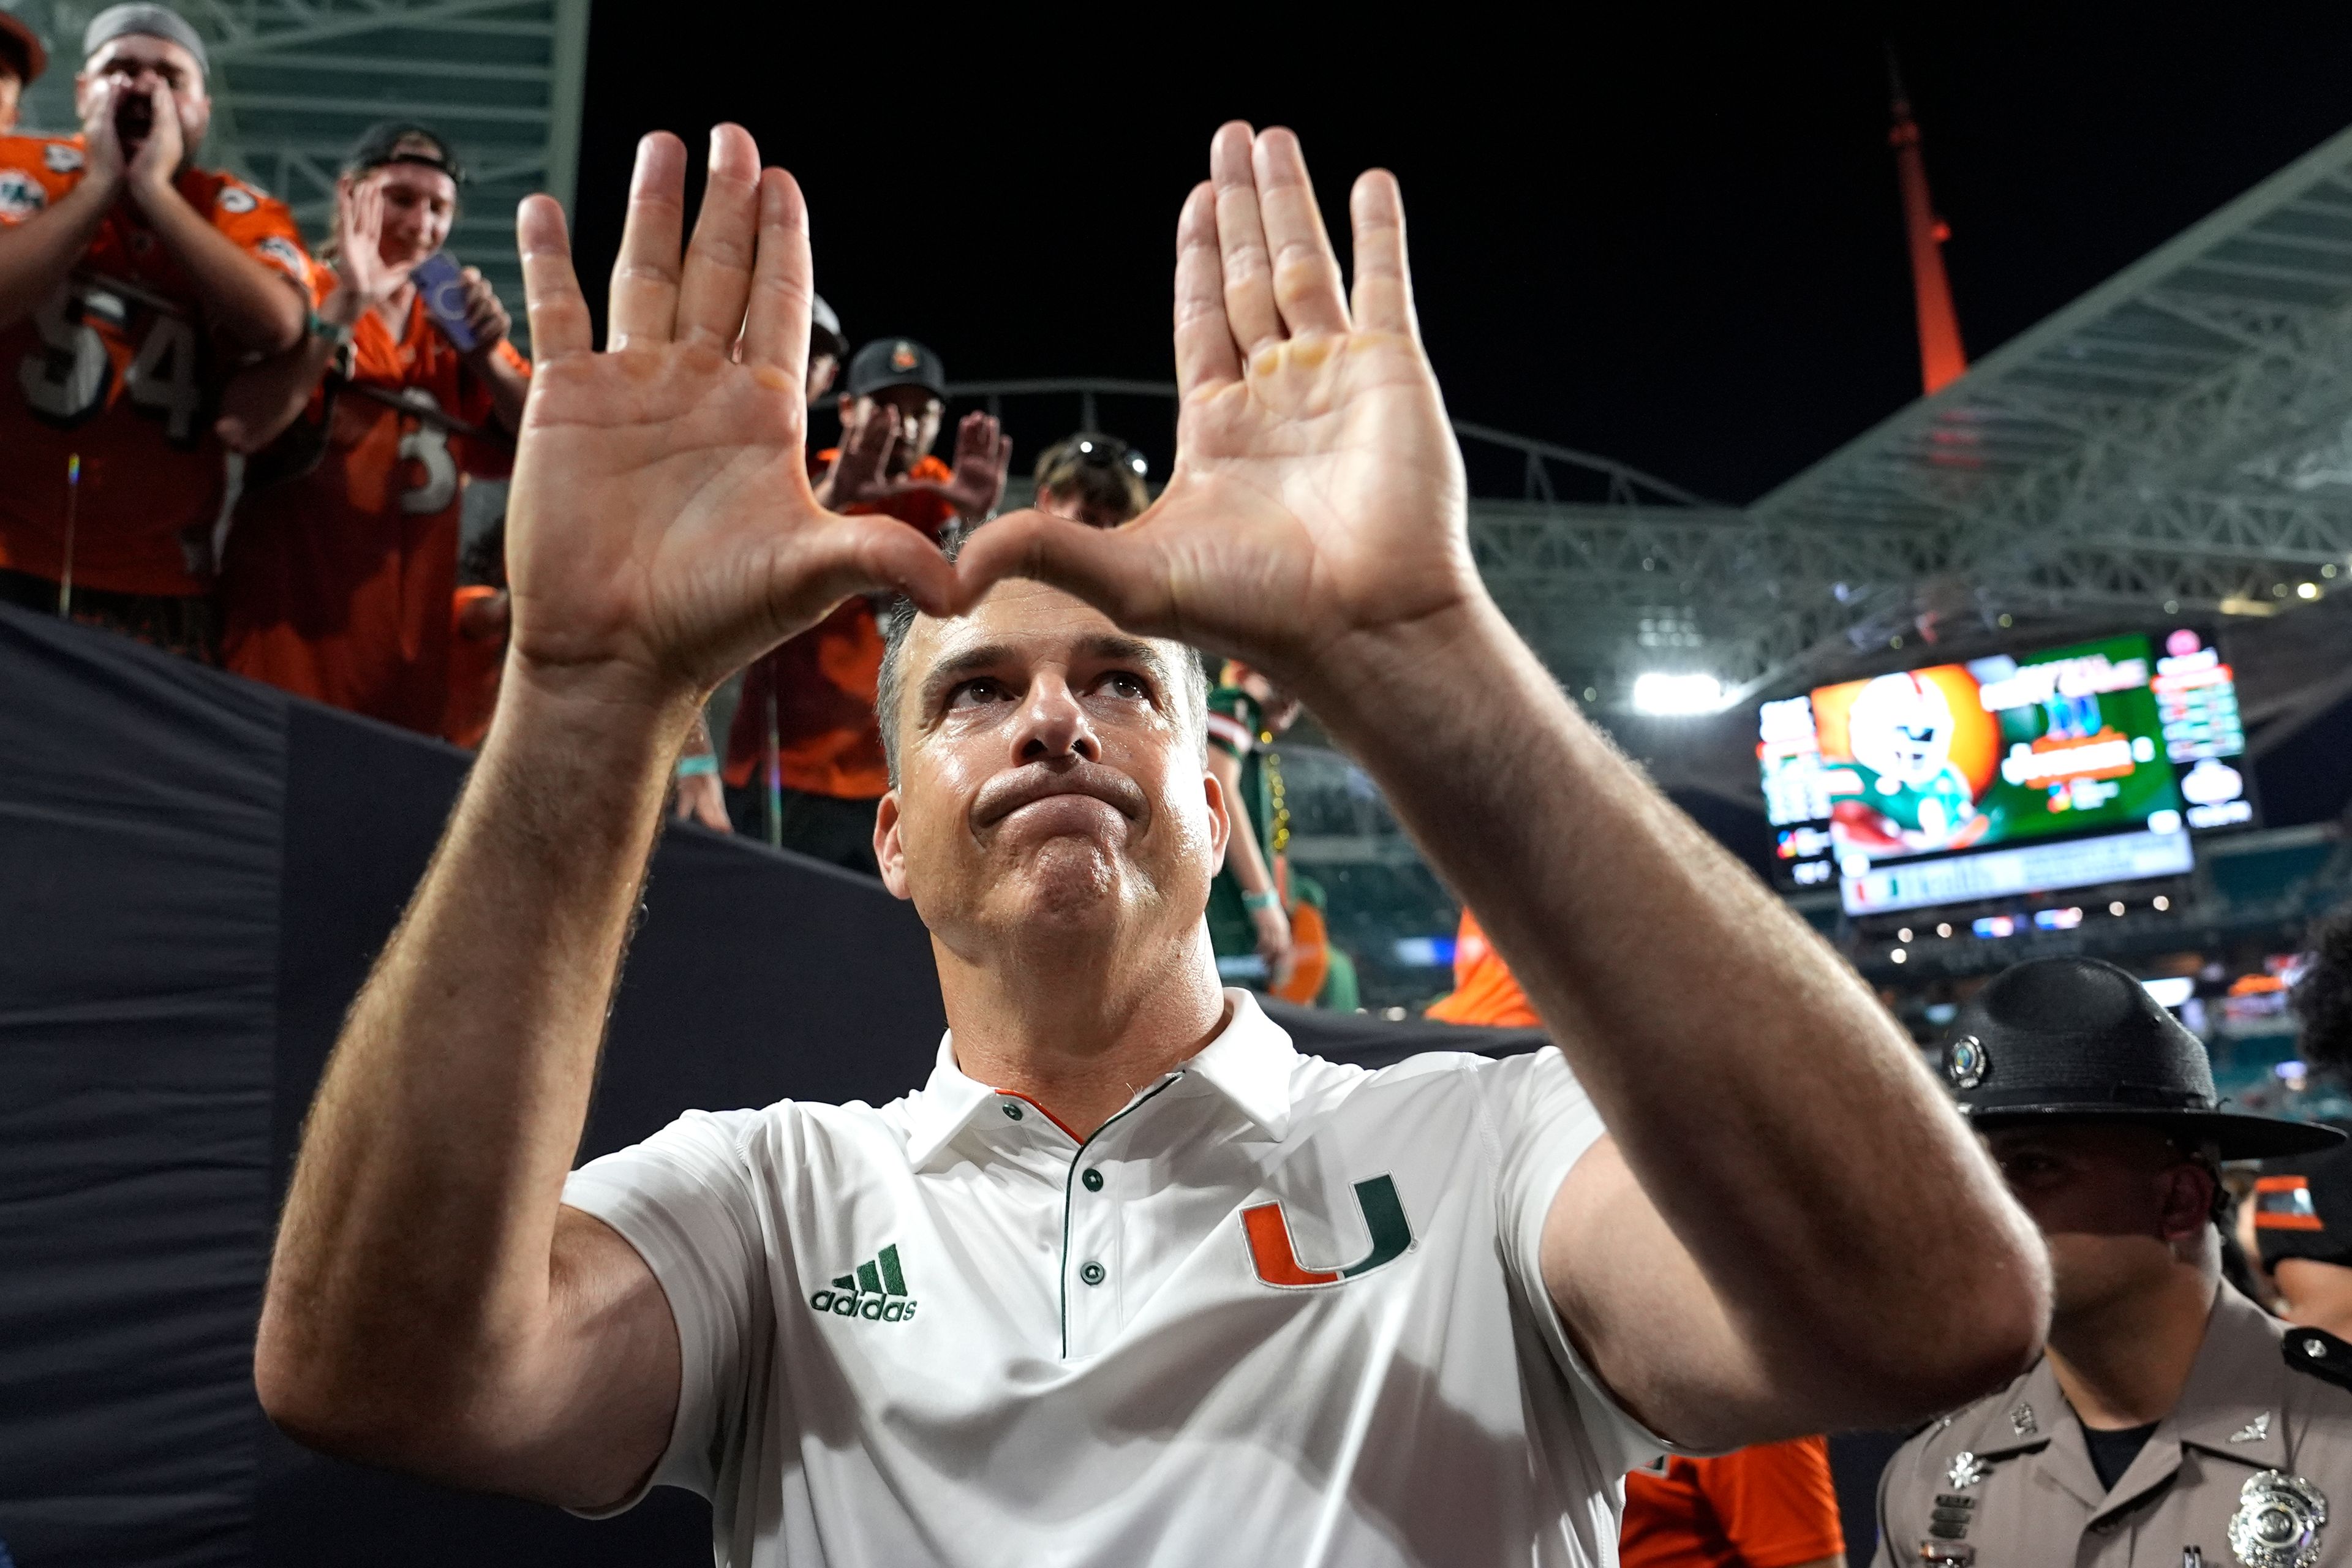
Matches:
[916,632,1175,722]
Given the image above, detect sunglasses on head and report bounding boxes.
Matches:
[1069,435,1148,478]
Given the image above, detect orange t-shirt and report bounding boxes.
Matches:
[0,134,312,596]
[1424,907,1542,1028]
[1621,1438,1845,1568]
[218,290,529,734]
[723,452,956,799]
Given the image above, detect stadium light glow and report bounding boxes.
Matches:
[1632,672,1728,716]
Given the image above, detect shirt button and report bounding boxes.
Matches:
[1001,1102,1023,1121]
[1081,1167,1104,1192]
[1080,1261,1106,1286]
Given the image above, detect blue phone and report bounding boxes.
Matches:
[412,252,478,352]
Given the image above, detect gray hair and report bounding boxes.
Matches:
[873,526,1209,787]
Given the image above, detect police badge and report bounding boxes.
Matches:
[2228,1469,2326,1568]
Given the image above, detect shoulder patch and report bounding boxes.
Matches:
[255,235,308,281]
[2285,1324,2352,1394]
[43,143,83,174]
[0,168,46,220]
[216,183,259,215]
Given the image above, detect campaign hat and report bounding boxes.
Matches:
[1941,956,2342,1159]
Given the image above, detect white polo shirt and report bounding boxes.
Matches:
[562,989,1663,1566]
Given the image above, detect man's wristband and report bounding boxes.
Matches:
[1242,889,1280,911]
[306,308,353,350]
[676,753,719,778]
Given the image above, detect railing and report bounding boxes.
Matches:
[944,378,1716,508]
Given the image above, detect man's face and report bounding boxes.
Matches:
[1985,1122,2214,1319]
[806,351,839,407]
[368,163,456,271]
[842,384,943,473]
[0,63,21,134]
[876,582,1224,960]
[79,36,209,156]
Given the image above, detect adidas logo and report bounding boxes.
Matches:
[808,1243,919,1323]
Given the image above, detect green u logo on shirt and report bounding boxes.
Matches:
[1242,1175,1413,1288]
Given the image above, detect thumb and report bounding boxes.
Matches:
[952,508,1173,634]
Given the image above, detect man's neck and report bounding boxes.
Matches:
[2046,1264,2217,1429]
[935,925,1227,1140]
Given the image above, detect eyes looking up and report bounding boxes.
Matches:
[946,668,1155,715]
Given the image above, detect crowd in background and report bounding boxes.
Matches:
[15,9,2180,1562]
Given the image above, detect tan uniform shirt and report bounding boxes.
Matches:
[1875,1284,2352,1566]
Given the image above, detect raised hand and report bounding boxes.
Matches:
[816,402,905,511]
[913,410,1012,519]
[504,127,967,710]
[77,78,127,190]
[331,176,406,309]
[125,81,185,202]
[959,123,1472,693]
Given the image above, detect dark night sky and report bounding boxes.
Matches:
[574,9,2352,504]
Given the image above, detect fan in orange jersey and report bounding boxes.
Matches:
[1621,1436,1846,1568]
[720,336,1009,869]
[1425,905,1544,1027]
[0,9,46,134]
[0,5,311,660]
[214,121,528,734]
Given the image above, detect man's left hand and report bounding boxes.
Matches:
[458,264,512,358]
[124,83,186,206]
[916,410,1011,519]
[958,123,1472,709]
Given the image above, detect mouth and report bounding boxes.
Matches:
[116,97,154,142]
[971,763,1146,834]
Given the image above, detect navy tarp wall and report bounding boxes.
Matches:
[0,606,1565,1567]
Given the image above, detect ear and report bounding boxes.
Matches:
[1201,758,1232,876]
[2155,1160,2215,1245]
[874,789,912,901]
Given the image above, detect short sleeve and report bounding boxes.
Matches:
[210,180,315,296]
[560,1107,769,1511]
[1477,1046,1674,1477]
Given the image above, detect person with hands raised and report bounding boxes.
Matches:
[718,337,1009,862]
[216,121,530,736]
[258,121,2048,1567]
[0,4,313,657]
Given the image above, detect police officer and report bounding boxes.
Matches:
[1877,956,2351,1567]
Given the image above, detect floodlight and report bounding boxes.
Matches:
[1632,672,1727,716]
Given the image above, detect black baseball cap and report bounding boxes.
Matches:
[810,294,845,361]
[344,120,466,186]
[846,337,945,401]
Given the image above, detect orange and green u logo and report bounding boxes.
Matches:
[1242,1175,1412,1287]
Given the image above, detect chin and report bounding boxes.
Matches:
[1009,838,1126,925]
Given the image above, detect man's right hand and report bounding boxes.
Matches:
[507,127,971,718]
[1251,899,1294,985]
[76,78,128,193]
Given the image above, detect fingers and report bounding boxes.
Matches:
[1210,121,1284,359]
[676,124,763,350]
[951,508,1168,633]
[813,515,966,619]
[516,194,592,361]
[1251,128,1349,337]
[739,167,813,380]
[1349,169,1419,341]
[607,132,687,350]
[1172,181,1241,396]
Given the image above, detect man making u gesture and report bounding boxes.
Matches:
[257,123,2048,1565]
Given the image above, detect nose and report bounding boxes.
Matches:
[1014,672,1099,765]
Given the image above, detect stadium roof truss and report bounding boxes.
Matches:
[16,0,590,353]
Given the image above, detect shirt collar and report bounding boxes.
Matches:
[900,987,1299,1170]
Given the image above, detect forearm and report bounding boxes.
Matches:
[258,662,694,1439]
[1308,600,2041,1366]
[0,179,118,330]
[141,183,304,353]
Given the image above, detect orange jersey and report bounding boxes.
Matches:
[219,290,527,734]
[441,584,507,749]
[724,453,956,799]
[1621,1438,1845,1568]
[0,134,312,596]
[1424,907,1542,1028]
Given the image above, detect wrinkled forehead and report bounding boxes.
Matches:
[908,580,1147,675]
